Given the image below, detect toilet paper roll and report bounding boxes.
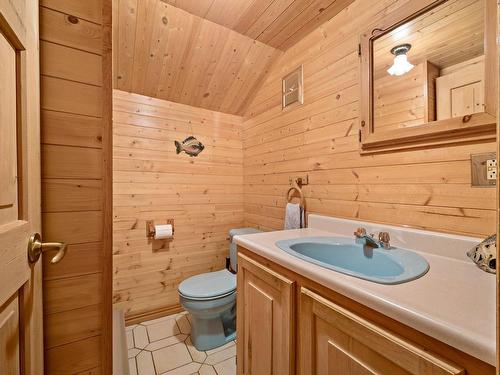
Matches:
[154,224,173,240]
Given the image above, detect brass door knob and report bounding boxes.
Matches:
[27,233,67,264]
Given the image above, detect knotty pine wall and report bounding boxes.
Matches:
[242,0,496,237]
[40,0,112,373]
[112,90,244,320]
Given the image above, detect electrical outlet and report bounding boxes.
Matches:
[471,153,496,187]
[487,159,497,180]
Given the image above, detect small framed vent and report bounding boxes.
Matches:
[282,65,303,109]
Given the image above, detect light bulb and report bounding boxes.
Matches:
[387,54,414,76]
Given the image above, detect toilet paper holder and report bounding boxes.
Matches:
[146,219,175,239]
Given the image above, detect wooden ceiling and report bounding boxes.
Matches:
[373,0,484,79]
[114,0,281,115]
[162,0,354,50]
[114,0,357,114]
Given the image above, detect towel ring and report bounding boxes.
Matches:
[287,179,306,208]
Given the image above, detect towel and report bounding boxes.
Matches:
[284,203,305,230]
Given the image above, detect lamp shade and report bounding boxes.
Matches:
[387,44,414,76]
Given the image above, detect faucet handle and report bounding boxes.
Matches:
[354,227,367,237]
[378,232,391,249]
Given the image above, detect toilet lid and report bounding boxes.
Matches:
[178,269,236,300]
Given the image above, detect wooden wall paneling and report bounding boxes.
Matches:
[40,41,102,86]
[41,110,103,148]
[113,89,244,125]
[44,274,103,315]
[45,336,102,375]
[42,145,102,179]
[41,76,102,117]
[40,7,102,54]
[112,90,244,320]
[40,0,103,23]
[374,63,426,131]
[42,180,102,212]
[44,304,102,348]
[40,0,112,373]
[241,0,496,238]
[43,242,103,280]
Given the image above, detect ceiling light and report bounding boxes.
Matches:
[387,44,414,76]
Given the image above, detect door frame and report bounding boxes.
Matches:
[102,0,113,373]
[0,0,43,372]
[496,1,500,373]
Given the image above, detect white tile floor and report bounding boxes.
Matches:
[126,312,236,375]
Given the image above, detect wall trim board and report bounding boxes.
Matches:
[101,0,113,373]
[125,305,184,326]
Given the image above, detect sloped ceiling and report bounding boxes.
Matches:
[113,0,355,115]
[114,0,281,115]
[162,0,355,50]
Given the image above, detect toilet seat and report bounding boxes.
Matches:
[178,269,236,301]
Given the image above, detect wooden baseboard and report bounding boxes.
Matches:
[124,305,184,326]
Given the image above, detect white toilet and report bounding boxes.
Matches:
[178,228,260,351]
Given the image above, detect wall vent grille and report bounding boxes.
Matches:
[282,65,303,109]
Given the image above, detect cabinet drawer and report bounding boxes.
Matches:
[299,287,464,375]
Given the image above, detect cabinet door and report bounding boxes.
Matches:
[451,81,483,118]
[237,253,294,375]
[436,59,484,120]
[299,288,464,375]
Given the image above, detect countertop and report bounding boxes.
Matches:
[235,227,496,365]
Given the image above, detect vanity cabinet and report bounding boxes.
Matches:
[236,247,493,375]
[299,287,464,375]
[236,253,295,375]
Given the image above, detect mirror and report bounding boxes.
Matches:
[359,0,496,153]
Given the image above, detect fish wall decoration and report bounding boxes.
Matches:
[174,136,205,157]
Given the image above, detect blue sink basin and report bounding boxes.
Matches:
[275,236,429,284]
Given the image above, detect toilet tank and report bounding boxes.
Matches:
[229,228,261,272]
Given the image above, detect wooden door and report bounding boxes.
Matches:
[236,253,294,375]
[299,287,464,375]
[0,0,43,373]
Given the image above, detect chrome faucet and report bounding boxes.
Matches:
[354,228,391,249]
[377,231,391,250]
